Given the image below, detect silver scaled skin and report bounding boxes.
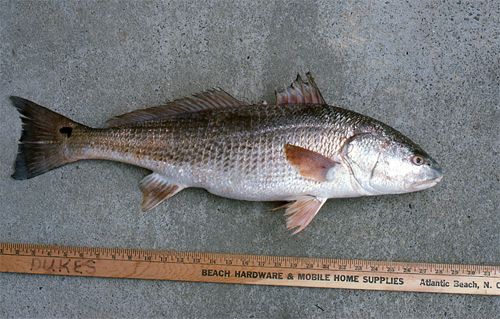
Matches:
[11,73,443,234]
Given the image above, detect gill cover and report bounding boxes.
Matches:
[341,133,387,195]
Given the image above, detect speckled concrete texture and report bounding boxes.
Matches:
[1,1,499,317]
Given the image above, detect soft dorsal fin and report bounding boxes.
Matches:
[107,89,245,127]
[275,72,326,105]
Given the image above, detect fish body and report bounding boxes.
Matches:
[11,73,443,234]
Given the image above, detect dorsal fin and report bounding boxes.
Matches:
[107,88,245,127]
[275,72,326,105]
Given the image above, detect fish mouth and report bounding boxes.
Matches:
[407,168,443,191]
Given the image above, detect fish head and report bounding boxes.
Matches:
[369,140,443,194]
[342,132,443,196]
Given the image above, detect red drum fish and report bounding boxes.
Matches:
[11,73,442,234]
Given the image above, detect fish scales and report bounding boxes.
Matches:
[10,73,442,234]
[72,104,358,201]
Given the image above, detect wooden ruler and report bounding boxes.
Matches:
[1,242,499,295]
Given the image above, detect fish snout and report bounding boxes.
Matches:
[426,156,443,183]
[407,159,443,191]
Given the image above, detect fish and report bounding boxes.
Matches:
[10,73,443,234]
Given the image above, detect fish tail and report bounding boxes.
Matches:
[10,96,88,180]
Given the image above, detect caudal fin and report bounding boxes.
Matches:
[10,96,87,180]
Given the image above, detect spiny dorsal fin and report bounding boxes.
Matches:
[107,89,245,127]
[275,72,326,105]
[140,173,185,211]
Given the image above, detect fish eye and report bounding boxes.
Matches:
[412,155,425,166]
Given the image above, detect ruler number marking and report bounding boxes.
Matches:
[1,243,499,295]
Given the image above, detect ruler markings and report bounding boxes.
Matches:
[1,243,499,295]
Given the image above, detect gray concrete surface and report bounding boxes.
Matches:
[1,1,499,317]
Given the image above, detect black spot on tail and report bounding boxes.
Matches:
[59,127,72,138]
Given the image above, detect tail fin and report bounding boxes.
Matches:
[10,96,87,180]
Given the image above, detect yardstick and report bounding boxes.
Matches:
[1,242,498,295]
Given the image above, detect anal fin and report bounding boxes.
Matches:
[140,173,185,211]
[273,196,327,235]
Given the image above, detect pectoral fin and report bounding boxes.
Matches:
[284,144,340,182]
[140,173,185,211]
[273,196,327,235]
